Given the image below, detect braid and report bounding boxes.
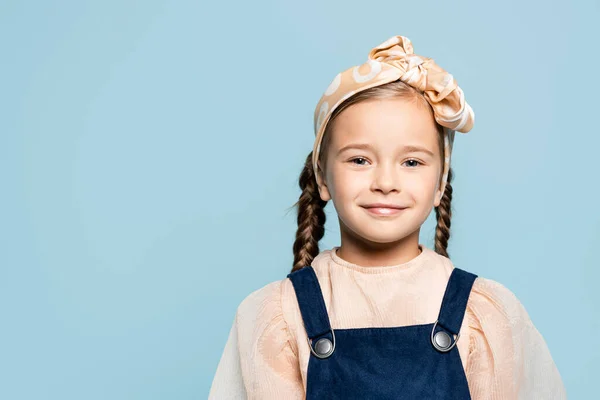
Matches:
[434,167,454,258]
[291,152,327,273]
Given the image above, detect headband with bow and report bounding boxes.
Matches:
[312,35,475,203]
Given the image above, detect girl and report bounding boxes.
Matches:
[208,35,566,399]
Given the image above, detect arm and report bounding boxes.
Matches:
[465,277,567,400]
[208,318,247,399]
[208,280,304,400]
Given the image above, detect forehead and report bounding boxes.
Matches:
[330,97,439,150]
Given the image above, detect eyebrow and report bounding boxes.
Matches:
[337,143,435,157]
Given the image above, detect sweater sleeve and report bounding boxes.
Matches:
[208,280,304,399]
[464,277,567,400]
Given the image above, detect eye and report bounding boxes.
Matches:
[403,159,423,168]
[349,157,370,166]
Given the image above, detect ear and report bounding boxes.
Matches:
[315,161,331,202]
[433,186,443,208]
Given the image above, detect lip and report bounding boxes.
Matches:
[361,204,407,217]
[363,203,406,209]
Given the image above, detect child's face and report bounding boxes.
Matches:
[317,97,443,246]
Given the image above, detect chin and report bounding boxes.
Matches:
[362,232,410,244]
[347,224,412,245]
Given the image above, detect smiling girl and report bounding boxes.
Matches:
[209,35,566,399]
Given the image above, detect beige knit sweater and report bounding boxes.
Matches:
[209,244,566,399]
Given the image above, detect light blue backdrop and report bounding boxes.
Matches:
[2,0,597,398]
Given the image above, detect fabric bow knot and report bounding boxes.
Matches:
[366,36,473,133]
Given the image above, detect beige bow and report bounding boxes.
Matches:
[367,36,474,133]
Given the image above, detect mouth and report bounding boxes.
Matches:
[361,206,407,216]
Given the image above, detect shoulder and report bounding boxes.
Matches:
[236,278,286,322]
[468,275,531,324]
[464,274,537,358]
[234,272,308,330]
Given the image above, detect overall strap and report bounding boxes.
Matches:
[287,266,333,339]
[436,267,478,335]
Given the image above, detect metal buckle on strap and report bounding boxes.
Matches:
[431,320,460,353]
[308,329,336,359]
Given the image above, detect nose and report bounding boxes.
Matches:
[371,161,400,194]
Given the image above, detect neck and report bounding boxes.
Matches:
[337,224,422,267]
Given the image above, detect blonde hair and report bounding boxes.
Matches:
[291,80,454,272]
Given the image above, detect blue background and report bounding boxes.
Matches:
[2,0,598,398]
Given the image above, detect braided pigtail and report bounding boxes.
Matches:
[434,167,454,258]
[290,152,328,272]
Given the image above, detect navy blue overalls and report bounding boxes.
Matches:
[287,264,478,399]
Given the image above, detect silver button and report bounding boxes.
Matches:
[431,320,460,352]
[308,330,336,359]
[434,331,451,350]
[314,338,334,357]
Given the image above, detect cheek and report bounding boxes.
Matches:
[328,167,364,199]
[405,171,440,199]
